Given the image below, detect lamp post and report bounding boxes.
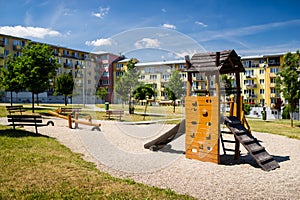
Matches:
[297,66,300,121]
[83,66,86,107]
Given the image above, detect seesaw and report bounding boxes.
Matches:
[48,111,101,131]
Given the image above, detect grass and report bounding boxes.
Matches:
[0,124,194,199]
[247,118,300,140]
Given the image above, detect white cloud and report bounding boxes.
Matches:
[162,8,167,13]
[162,23,176,29]
[92,7,110,18]
[134,38,160,48]
[195,21,208,27]
[0,25,61,38]
[85,38,113,46]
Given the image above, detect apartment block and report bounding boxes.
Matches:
[112,58,187,104]
[0,34,118,104]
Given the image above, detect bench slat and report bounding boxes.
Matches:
[8,119,43,123]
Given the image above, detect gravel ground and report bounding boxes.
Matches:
[1,116,299,199]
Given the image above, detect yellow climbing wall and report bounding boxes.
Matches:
[185,96,220,164]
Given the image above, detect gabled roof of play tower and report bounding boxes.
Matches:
[185,49,245,74]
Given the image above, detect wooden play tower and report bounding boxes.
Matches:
[184,50,279,171]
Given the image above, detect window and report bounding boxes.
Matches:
[260,89,264,94]
[140,75,145,80]
[116,63,123,69]
[260,99,265,106]
[3,38,8,45]
[270,67,279,74]
[270,78,276,83]
[116,71,123,77]
[180,73,187,79]
[4,50,9,56]
[162,74,170,81]
[245,69,254,77]
[259,69,264,74]
[271,88,277,94]
[271,99,276,104]
[102,80,109,85]
[102,72,109,77]
[150,75,157,80]
[260,79,264,84]
[87,80,91,84]
[178,64,185,69]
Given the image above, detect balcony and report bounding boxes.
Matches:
[246,84,257,89]
[13,45,22,51]
[246,94,257,99]
[270,93,280,98]
[63,63,73,68]
[245,75,256,79]
[269,73,277,77]
[270,83,276,88]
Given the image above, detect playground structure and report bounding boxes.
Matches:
[145,50,279,171]
[48,109,101,131]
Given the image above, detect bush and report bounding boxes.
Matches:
[244,103,251,115]
[282,105,290,119]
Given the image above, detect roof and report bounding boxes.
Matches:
[136,60,185,67]
[185,50,245,74]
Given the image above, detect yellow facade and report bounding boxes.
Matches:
[241,53,284,108]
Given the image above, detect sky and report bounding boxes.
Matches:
[1,0,300,61]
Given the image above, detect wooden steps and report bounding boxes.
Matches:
[223,116,280,171]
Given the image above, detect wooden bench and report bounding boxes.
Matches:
[57,107,82,116]
[106,110,124,120]
[6,105,26,115]
[7,115,54,134]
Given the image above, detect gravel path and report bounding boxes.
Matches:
[1,116,299,199]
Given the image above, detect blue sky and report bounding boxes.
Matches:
[1,0,300,61]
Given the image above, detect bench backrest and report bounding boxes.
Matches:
[6,106,25,114]
[7,115,43,123]
[106,110,124,114]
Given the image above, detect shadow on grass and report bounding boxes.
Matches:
[220,153,290,169]
[0,128,50,138]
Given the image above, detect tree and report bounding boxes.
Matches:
[55,72,74,106]
[96,87,108,103]
[133,84,155,119]
[276,51,300,127]
[14,42,59,113]
[166,70,185,112]
[114,59,140,113]
[221,74,234,96]
[0,57,25,105]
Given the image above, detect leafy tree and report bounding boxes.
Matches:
[0,57,25,105]
[166,70,185,112]
[133,84,155,119]
[96,87,108,103]
[221,74,234,96]
[55,72,74,106]
[276,51,300,127]
[15,42,59,112]
[114,59,140,113]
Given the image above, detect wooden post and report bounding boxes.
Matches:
[75,112,79,129]
[185,55,192,97]
[68,114,72,129]
[234,69,241,159]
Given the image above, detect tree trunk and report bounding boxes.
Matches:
[36,93,39,106]
[64,95,67,106]
[173,101,176,113]
[290,112,294,127]
[31,92,35,113]
[143,100,148,120]
[10,91,13,106]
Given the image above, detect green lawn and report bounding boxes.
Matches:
[0,125,193,199]
[247,118,300,140]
